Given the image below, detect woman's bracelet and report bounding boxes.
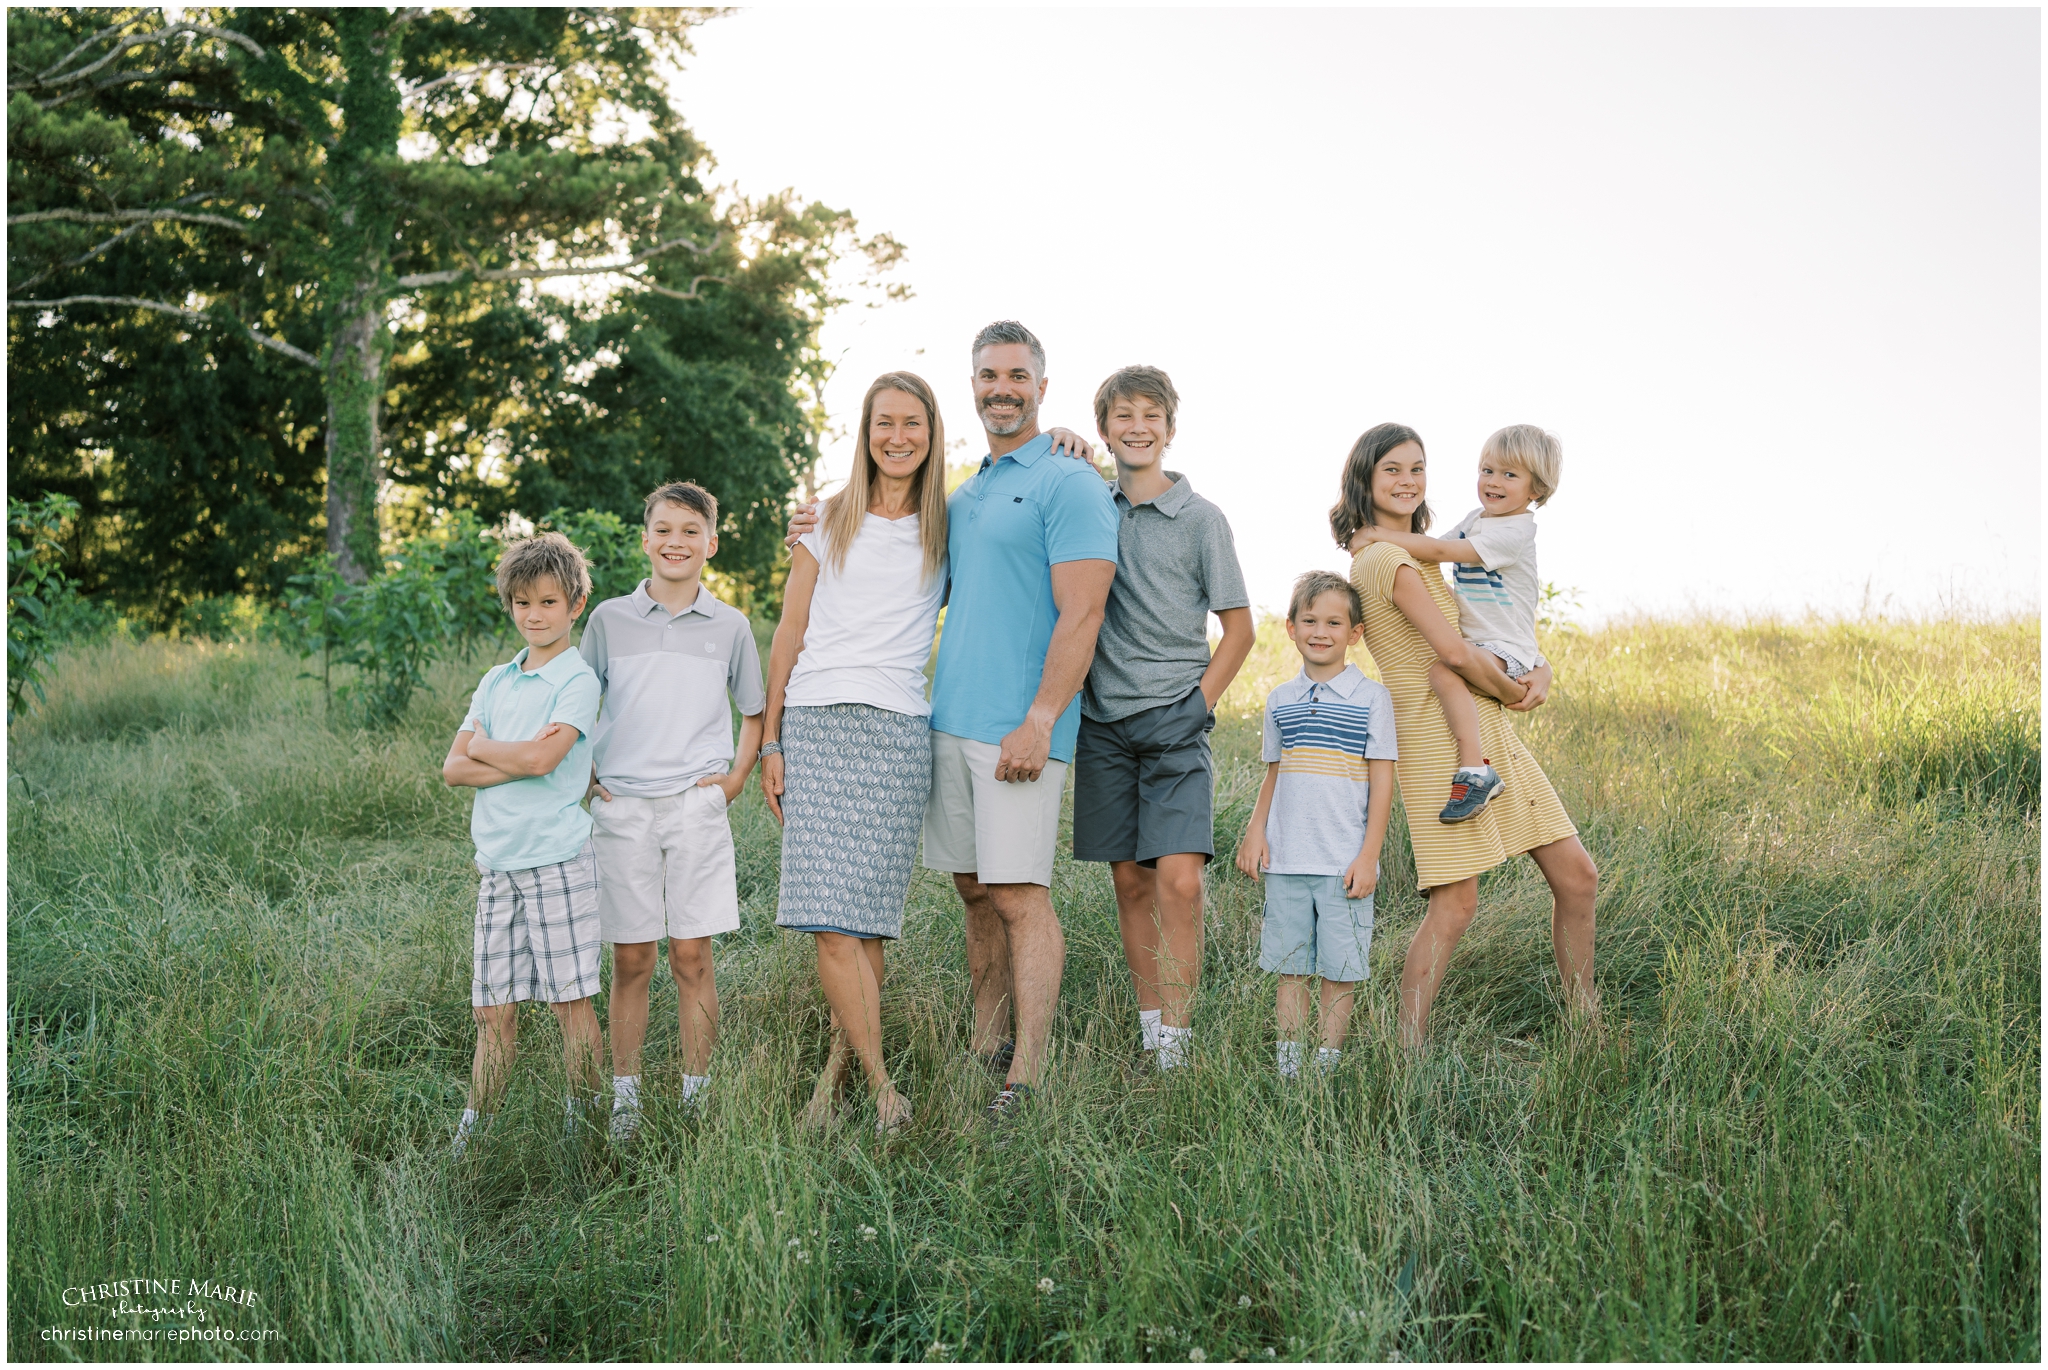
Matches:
[759,741,782,757]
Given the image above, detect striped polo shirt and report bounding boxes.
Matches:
[577,581,766,797]
[1260,664,1399,875]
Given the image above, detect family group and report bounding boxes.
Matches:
[440,319,1601,1154]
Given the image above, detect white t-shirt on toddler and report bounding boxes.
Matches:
[1444,507,1543,672]
[786,512,945,717]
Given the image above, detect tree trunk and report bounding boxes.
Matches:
[323,297,384,583]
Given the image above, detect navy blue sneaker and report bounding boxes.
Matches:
[1439,764,1504,823]
[986,1082,1036,1125]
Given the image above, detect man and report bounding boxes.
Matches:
[790,321,1117,1122]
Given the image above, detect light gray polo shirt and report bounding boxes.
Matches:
[577,581,766,797]
[1081,471,1250,723]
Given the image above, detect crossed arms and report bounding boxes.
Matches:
[442,721,581,788]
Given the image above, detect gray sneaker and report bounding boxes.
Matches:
[1439,764,1504,824]
[985,1082,1036,1125]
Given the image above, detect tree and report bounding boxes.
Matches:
[8,7,896,614]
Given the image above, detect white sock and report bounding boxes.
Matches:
[1158,1023,1191,1069]
[613,1074,642,1112]
[1315,1046,1342,1075]
[1139,1009,1163,1052]
[680,1073,710,1102]
[453,1107,486,1152]
[1276,1041,1303,1078]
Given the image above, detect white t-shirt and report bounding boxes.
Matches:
[786,512,945,717]
[1445,508,1543,666]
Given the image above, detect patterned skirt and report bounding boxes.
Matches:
[774,703,933,939]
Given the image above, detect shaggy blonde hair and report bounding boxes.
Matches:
[1482,424,1563,506]
[819,372,948,583]
[495,532,590,610]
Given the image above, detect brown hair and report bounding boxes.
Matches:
[1093,365,1179,436]
[1329,422,1432,549]
[1288,569,1361,626]
[644,480,718,528]
[495,531,591,610]
[819,372,948,583]
[971,319,1045,377]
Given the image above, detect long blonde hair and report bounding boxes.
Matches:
[821,372,948,582]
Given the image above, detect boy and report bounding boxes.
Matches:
[1074,365,1255,1073]
[1235,571,1397,1078]
[1360,424,1560,823]
[442,532,606,1155]
[578,481,765,1141]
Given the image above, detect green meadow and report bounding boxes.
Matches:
[7,614,2039,1360]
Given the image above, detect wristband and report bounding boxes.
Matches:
[759,741,782,757]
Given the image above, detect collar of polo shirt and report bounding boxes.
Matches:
[1113,469,1194,517]
[629,580,718,620]
[1291,663,1367,699]
[509,643,589,680]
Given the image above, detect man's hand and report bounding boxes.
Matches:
[1235,827,1269,882]
[760,752,785,824]
[785,500,820,549]
[697,771,744,805]
[1045,427,1097,463]
[587,778,613,804]
[994,711,1055,783]
[1343,853,1379,900]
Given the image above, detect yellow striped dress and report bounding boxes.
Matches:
[1351,542,1577,890]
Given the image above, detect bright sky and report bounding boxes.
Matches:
[672,7,2039,623]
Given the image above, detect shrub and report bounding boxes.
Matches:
[7,493,81,722]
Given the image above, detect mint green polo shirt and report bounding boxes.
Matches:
[462,645,603,873]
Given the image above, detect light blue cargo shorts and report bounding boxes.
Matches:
[1257,873,1374,982]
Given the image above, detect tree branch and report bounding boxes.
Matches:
[12,21,265,93]
[402,60,554,101]
[9,207,249,232]
[9,295,318,368]
[393,231,723,289]
[630,274,730,303]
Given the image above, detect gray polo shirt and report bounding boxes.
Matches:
[577,581,766,797]
[1081,471,1250,723]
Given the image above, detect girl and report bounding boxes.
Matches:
[1333,423,1600,1045]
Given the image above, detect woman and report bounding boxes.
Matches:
[1334,423,1600,1046]
[762,372,950,1136]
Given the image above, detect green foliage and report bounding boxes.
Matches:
[539,507,648,610]
[8,7,897,618]
[5,615,2038,1358]
[6,492,81,721]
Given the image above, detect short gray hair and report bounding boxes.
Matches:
[971,320,1045,377]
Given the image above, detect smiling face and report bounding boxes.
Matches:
[1477,457,1536,518]
[1371,440,1428,529]
[972,342,1046,438]
[508,574,584,652]
[1286,589,1364,667]
[867,385,933,483]
[1102,392,1174,472]
[643,500,716,586]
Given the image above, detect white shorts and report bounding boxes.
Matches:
[589,786,740,943]
[922,731,1068,888]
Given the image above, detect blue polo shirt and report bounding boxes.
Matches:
[462,644,602,873]
[931,433,1120,763]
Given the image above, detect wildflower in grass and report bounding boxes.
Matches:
[861,1225,879,1241]
[1190,1348,1206,1362]
[788,1238,801,1248]
[1239,1295,1252,1308]
[797,1249,810,1264]
[1037,1277,1054,1294]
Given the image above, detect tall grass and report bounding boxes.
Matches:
[8,616,2039,1360]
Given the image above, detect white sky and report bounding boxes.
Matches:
[671,6,2040,622]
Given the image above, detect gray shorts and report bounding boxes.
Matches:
[1470,640,1541,680]
[1072,686,1216,867]
[1258,873,1374,982]
[472,840,604,1006]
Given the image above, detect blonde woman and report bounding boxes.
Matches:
[762,372,950,1135]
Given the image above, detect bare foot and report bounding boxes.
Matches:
[874,1085,911,1138]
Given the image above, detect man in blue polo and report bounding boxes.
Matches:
[922,320,1118,1120]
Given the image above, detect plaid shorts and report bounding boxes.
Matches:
[471,840,604,1007]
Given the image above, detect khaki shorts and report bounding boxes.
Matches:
[922,731,1068,887]
[589,785,740,943]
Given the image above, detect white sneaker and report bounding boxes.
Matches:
[610,1103,643,1144]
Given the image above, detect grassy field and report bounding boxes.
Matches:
[7,613,2040,1360]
